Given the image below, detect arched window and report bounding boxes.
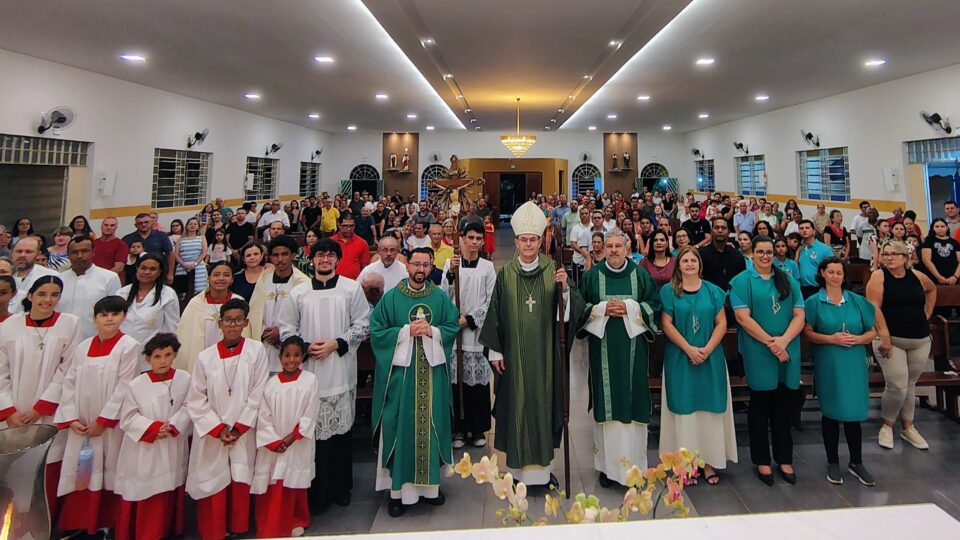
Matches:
[638,162,676,193]
[639,162,669,181]
[348,164,381,196]
[420,164,448,201]
[571,163,602,196]
[349,164,380,181]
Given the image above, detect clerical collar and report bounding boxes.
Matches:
[312,275,340,290]
[89,331,124,357]
[218,338,245,358]
[605,260,629,273]
[278,369,302,383]
[26,312,60,328]
[460,256,479,268]
[519,256,539,271]
[147,369,176,382]
[272,271,293,284]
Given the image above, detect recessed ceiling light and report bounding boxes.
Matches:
[558,109,564,113]
[584,75,593,80]
[119,53,146,63]
[588,126,597,131]
[609,40,620,47]
[662,125,672,131]
[244,93,261,100]
[755,94,770,101]
[456,94,464,99]
[545,126,551,130]
[443,73,454,79]
[696,57,715,65]
[464,108,472,113]
[406,113,417,119]
[470,118,477,123]
[374,93,389,100]
[422,37,435,46]
[637,95,651,101]
[550,118,557,123]
[475,126,481,131]
[314,55,335,63]
[864,59,886,67]
[307,113,320,119]
[346,125,357,131]
[426,125,435,131]
[698,113,709,119]
[607,114,617,119]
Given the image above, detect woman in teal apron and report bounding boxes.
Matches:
[803,256,877,486]
[729,235,805,486]
[660,246,738,485]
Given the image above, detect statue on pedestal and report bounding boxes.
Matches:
[401,148,410,172]
[623,151,631,170]
[389,152,398,170]
[611,152,619,171]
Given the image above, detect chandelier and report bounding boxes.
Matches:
[500,97,536,157]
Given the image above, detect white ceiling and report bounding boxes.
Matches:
[0,0,959,134]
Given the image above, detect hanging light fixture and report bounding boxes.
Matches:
[500,97,536,157]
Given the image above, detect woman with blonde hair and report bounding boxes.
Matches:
[659,246,737,485]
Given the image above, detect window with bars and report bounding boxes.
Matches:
[695,159,715,192]
[299,161,320,197]
[245,157,278,201]
[151,148,210,208]
[906,137,960,163]
[571,163,602,196]
[420,164,448,201]
[735,155,766,196]
[798,147,850,202]
[0,133,89,166]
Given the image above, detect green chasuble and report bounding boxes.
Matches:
[576,261,660,424]
[660,281,728,414]
[805,289,875,422]
[729,267,805,391]
[371,279,461,490]
[478,257,585,470]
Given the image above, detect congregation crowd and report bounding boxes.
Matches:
[0,185,956,539]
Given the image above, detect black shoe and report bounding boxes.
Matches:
[826,463,843,485]
[424,491,445,506]
[848,463,876,487]
[548,473,561,491]
[778,466,798,485]
[755,467,775,486]
[598,472,614,488]
[335,491,352,507]
[388,498,405,517]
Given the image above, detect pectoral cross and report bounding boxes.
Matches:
[525,295,537,313]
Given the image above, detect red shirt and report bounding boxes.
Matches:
[331,233,371,279]
[92,237,129,271]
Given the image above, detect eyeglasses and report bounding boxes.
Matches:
[409,262,433,269]
[881,252,902,258]
[220,317,247,326]
[754,250,774,257]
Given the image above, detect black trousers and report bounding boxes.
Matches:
[452,383,492,436]
[821,417,863,465]
[748,385,799,466]
[309,430,353,506]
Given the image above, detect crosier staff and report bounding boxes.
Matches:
[452,224,465,420]
[550,224,571,498]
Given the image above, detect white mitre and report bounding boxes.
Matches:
[510,201,547,237]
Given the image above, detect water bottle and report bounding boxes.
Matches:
[75,436,93,491]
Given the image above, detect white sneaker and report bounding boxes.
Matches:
[900,426,930,450]
[878,425,894,449]
[471,436,487,447]
[452,434,465,449]
[292,527,305,537]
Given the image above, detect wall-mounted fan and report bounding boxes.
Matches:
[187,128,209,148]
[428,151,442,163]
[920,111,953,134]
[691,148,705,159]
[800,130,820,147]
[310,148,323,161]
[581,151,592,163]
[265,142,283,156]
[38,106,77,134]
[733,141,749,154]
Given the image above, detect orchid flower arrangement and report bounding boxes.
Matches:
[450,448,703,525]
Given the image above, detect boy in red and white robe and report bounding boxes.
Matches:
[0,302,81,519]
[115,332,192,540]
[53,295,139,535]
[187,298,269,540]
[252,336,319,538]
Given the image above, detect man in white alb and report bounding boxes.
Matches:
[357,236,407,306]
[58,237,122,339]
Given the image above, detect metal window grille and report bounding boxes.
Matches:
[906,137,960,163]
[798,147,850,202]
[349,164,380,181]
[152,148,210,208]
[571,163,601,196]
[299,161,320,197]
[245,157,278,201]
[420,164,448,201]
[735,155,766,196]
[695,159,715,192]
[0,133,89,166]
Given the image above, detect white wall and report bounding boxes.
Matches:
[0,49,331,230]
[685,62,960,219]
[323,129,687,195]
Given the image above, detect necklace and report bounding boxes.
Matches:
[163,377,175,406]
[519,275,538,313]
[223,343,242,396]
[29,315,52,350]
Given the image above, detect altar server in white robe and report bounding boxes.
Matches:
[58,236,122,340]
[187,298,268,540]
[115,333,191,540]
[0,275,80,519]
[248,236,310,373]
[54,295,139,535]
[177,261,249,372]
[117,253,181,372]
[440,221,497,448]
[252,336,320,538]
[278,237,370,508]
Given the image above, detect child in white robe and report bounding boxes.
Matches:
[54,295,140,535]
[115,333,191,540]
[252,336,319,538]
[187,298,269,540]
[0,275,81,519]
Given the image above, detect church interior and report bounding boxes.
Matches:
[3,0,960,538]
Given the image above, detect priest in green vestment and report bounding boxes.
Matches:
[371,247,461,517]
[576,229,661,486]
[479,202,584,487]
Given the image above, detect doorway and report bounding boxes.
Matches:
[926,161,959,217]
[499,173,526,217]
[0,164,67,236]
